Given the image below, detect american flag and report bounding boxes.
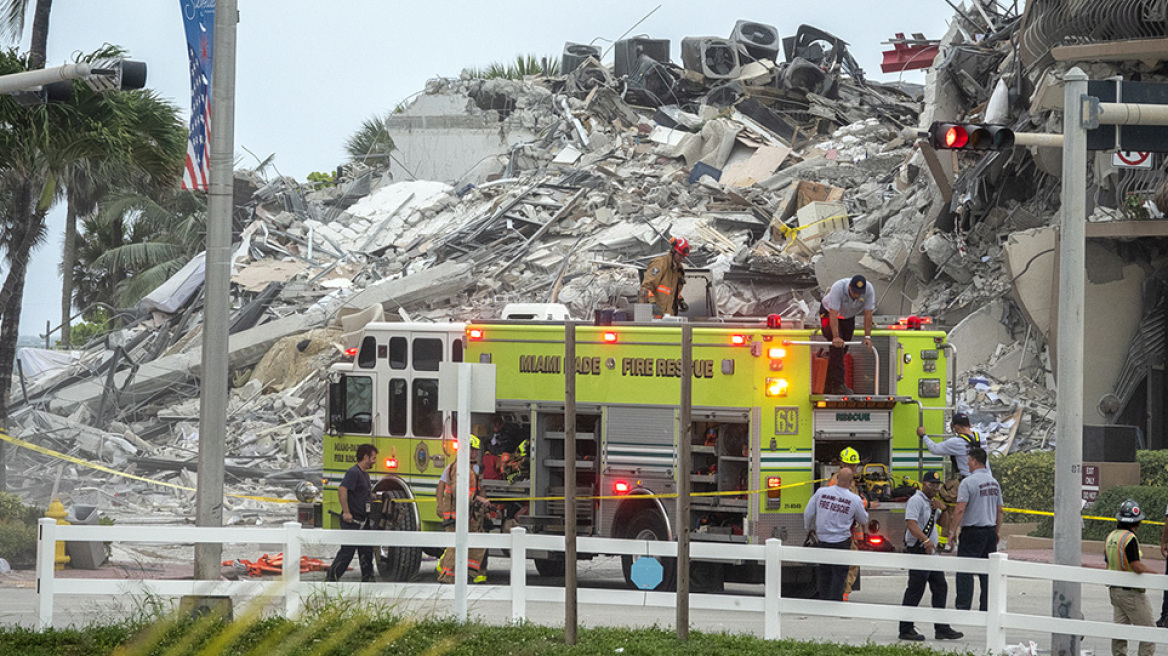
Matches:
[181,1,214,191]
[182,43,210,191]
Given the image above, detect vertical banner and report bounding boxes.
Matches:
[180,0,215,191]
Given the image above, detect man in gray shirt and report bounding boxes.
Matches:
[950,448,1003,611]
[818,274,876,395]
[918,412,988,479]
[804,468,869,601]
[898,471,963,641]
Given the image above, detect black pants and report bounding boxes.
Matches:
[817,539,852,601]
[326,519,374,582]
[819,305,855,392]
[955,526,997,611]
[900,557,954,634]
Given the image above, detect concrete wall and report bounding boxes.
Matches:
[385,114,535,184]
[1083,247,1145,424]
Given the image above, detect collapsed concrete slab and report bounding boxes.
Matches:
[340,260,474,314]
[948,301,1014,373]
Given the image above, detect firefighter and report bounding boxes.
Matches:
[502,437,529,484]
[833,446,869,601]
[804,467,868,601]
[818,274,875,395]
[639,237,689,317]
[436,434,490,584]
[919,412,987,550]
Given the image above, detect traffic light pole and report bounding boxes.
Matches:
[1052,66,1087,656]
[0,63,91,93]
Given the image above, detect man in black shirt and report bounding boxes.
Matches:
[326,443,378,582]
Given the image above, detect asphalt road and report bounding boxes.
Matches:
[1,547,1165,654]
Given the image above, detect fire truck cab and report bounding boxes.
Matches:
[322,309,950,591]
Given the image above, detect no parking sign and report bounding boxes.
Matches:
[1114,150,1153,169]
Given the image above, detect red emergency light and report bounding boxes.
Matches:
[603,331,618,343]
[384,457,398,469]
[767,477,782,489]
[613,480,631,494]
[731,334,747,346]
[868,535,885,546]
[343,347,358,358]
[467,327,485,340]
[766,314,782,329]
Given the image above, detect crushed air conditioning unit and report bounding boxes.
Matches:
[562,42,601,74]
[731,20,780,62]
[681,37,743,80]
[625,54,678,107]
[613,37,670,77]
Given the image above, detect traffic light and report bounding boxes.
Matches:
[928,122,1015,150]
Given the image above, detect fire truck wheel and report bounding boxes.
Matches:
[534,557,566,577]
[375,489,422,581]
[620,510,676,591]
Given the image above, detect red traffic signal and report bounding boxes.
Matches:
[928,122,1014,151]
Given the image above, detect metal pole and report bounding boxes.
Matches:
[564,321,578,645]
[676,325,692,639]
[193,0,236,582]
[454,364,471,620]
[1051,66,1087,656]
[0,63,91,94]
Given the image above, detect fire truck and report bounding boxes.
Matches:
[320,307,950,591]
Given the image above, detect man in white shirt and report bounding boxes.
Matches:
[804,468,869,601]
[898,471,963,642]
[818,275,876,395]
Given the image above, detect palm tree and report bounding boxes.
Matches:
[0,0,50,68]
[72,189,205,310]
[55,46,187,347]
[345,113,395,166]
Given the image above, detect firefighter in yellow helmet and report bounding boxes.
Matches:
[436,434,490,583]
[833,446,865,601]
[639,237,690,317]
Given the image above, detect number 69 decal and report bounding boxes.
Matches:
[774,407,799,435]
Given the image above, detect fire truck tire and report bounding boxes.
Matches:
[534,557,566,577]
[620,510,676,591]
[375,489,422,582]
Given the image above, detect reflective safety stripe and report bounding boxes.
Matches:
[656,285,671,294]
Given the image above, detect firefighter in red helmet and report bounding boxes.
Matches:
[639,237,690,317]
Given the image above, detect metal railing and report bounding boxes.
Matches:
[34,518,1168,652]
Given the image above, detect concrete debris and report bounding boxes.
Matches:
[14,5,1168,522]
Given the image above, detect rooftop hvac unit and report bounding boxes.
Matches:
[681,37,742,80]
[625,54,678,107]
[613,37,670,77]
[562,42,601,74]
[731,20,780,62]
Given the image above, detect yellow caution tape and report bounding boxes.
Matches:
[479,477,830,504]
[1004,506,1164,527]
[776,213,849,253]
[0,431,295,504]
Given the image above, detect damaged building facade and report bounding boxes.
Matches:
[7,1,1168,521]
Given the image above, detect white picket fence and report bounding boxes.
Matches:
[35,517,1168,653]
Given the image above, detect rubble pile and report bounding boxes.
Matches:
[9,2,1168,519]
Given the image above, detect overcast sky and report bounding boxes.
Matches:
[16,0,954,337]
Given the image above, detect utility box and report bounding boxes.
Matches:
[64,505,106,570]
[795,201,849,248]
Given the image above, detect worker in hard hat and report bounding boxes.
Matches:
[832,446,867,601]
[639,237,690,317]
[436,434,490,583]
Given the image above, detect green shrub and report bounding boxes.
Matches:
[991,450,1055,522]
[0,491,41,524]
[0,521,38,568]
[1138,450,1168,487]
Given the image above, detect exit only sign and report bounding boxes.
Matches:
[1082,465,1100,503]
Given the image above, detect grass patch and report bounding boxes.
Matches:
[0,613,974,655]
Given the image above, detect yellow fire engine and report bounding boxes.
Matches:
[321,309,950,590]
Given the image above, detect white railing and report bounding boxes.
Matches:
[35,518,1168,653]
